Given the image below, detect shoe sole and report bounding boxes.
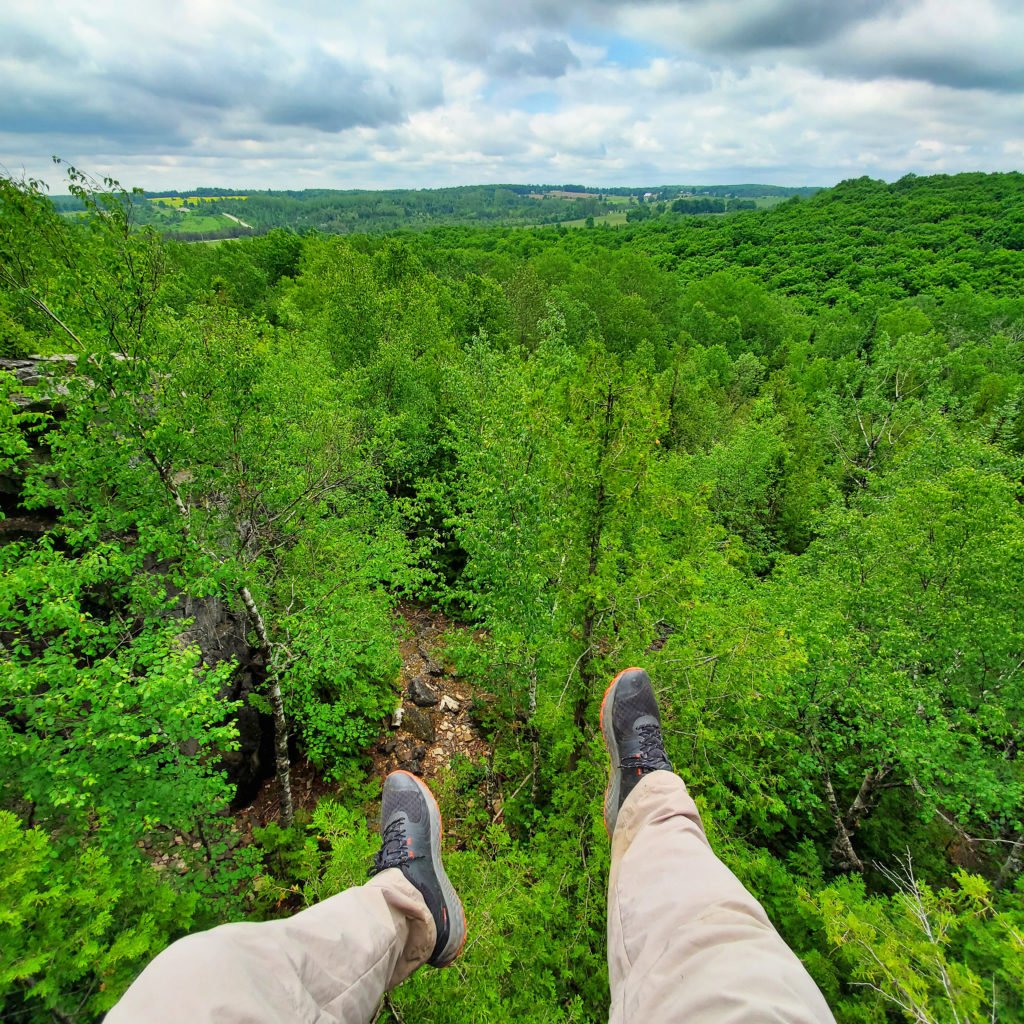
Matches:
[390,770,467,967]
[599,667,645,838]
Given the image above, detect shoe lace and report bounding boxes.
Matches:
[368,818,408,877]
[621,722,669,773]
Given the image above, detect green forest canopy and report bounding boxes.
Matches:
[1,168,1023,1022]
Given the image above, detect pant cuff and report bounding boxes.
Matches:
[612,771,706,861]
[365,868,437,987]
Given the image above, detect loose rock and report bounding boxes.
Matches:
[419,648,444,676]
[438,694,461,714]
[409,676,440,707]
[403,707,436,744]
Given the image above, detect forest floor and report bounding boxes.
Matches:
[367,602,491,783]
[235,602,492,837]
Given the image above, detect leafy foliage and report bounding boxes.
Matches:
[3,168,1024,1022]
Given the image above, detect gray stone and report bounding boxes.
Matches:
[409,676,440,707]
[403,707,436,744]
[418,644,444,676]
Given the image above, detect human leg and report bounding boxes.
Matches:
[107,771,465,1024]
[602,668,834,1024]
[106,868,433,1024]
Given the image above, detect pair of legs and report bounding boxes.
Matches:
[109,669,835,1023]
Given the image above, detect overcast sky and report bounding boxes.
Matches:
[1,0,1021,191]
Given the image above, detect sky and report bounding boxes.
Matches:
[1,0,1022,192]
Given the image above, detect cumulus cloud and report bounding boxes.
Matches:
[0,0,1020,190]
[619,0,1024,93]
[817,0,1024,93]
[260,53,432,133]
[488,39,581,79]
[677,0,910,51]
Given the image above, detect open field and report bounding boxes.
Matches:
[559,211,630,228]
[144,209,235,233]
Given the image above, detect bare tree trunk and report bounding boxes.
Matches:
[997,832,1024,890]
[821,762,864,873]
[240,585,294,827]
[819,753,893,873]
[150,448,296,829]
[844,764,893,830]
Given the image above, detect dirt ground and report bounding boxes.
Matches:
[235,602,492,832]
[367,602,491,781]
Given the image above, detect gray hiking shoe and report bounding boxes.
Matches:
[600,667,673,837]
[368,770,467,967]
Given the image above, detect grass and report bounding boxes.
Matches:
[139,204,239,234]
[173,214,233,232]
[559,211,630,228]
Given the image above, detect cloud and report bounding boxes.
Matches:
[489,39,581,79]
[260,55,412,133]
[0,23,70,61]
[677,0,911,51]
[0,5,445,152]
[0,0,1020,190]
[616,0,1024,94]
[816,0,1024,93]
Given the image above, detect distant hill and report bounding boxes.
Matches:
[49,183,824,240]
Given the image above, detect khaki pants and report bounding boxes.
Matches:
[607,771,833,1024]
[108,773,834,1023]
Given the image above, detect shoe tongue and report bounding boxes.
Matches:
[633,714,660,735]
[384,810,407,833]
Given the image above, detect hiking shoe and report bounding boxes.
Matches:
[368,770,467,967]
[600,667,673,837]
